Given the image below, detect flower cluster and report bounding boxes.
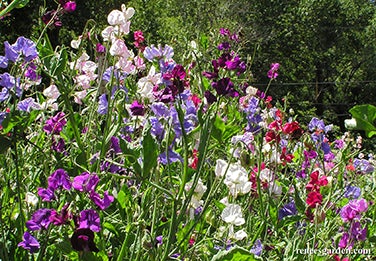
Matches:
[19,169,114,253]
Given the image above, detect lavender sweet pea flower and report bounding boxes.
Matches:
[149,117,165,140]
[78,209,101,232]
[17,97,41,112]
[0,56,8,68]
[151,102,170,118]
[48,169,71,190]
[250,239,263,256]
[0,72,15,88]
[18,232,40,253]
[4,36,38,62]
[344,185,361,199]
[158,148,183,165]
[97,94,108,115]
[0,88,9,102]
[26,208,53,231]
[353,158,374,174]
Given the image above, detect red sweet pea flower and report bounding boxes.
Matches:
[282,121,304,139]
[306,191,323,208]
[306,171,328,192]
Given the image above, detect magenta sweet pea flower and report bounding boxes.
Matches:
[72,172,99,193]
[267,63,280,79]
[340,198,368,222]
[18,232,40,253]
[90,191,114,210]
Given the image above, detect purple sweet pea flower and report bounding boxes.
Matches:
[78,209,101,232]
[0,56,8,68]
[350,221,367,242]
[267,63,280,79]
[250,239,263,256]
[4,36,38,62]
[338,232,350,249]
[49,204,71,225]
[344,185,361,199]
[90,191,114,210]
[97,94,108,115]
[37,187,55,202]
[278,201,298,220]
[26,208,53,231]
[18,232,40,253]
[17,97,41,112]
[211,77,238,97]
[43,112,67,135]
[71,228,99,252]
[156,235,163,246]
[340,198,368,222]
[48,169,71,191]
[158,148,183,165]
[72,172,99,193]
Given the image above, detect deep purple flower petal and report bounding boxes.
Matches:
[78,209,101,232]
[18,232,40,253]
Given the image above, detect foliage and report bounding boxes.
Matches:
[0,2,376,261]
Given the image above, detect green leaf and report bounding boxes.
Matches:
[212,246,257,261]
[141,127,158,179]
[348,104,376,138]
[212,115,225,142]
[117,185,132,209]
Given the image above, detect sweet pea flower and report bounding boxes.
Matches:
[340,198,368,223]
[26,208,53,231]
[71,228,99,252]
[78,209,101,232]
[224,163,252,197]
[221,204,245,226]
[47,169,71,191]
[72,172,99,193]
[18,232,40,253]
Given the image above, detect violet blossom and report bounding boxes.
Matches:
[18,232,40,253]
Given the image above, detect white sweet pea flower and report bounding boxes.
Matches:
[110,39,130,58]
[43,85,60,99]
[185,178,207,209]
[74,90,87,104]
[233,229,248,240]
[25,192,38,206]
[269,181,282,196]
[224,163,252,197]
[221,204,245,226]
[215,159,228,177]
[137,66,160,102]
[71,36,82,49]
[259,168,274,183]
[108,9,126,25]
